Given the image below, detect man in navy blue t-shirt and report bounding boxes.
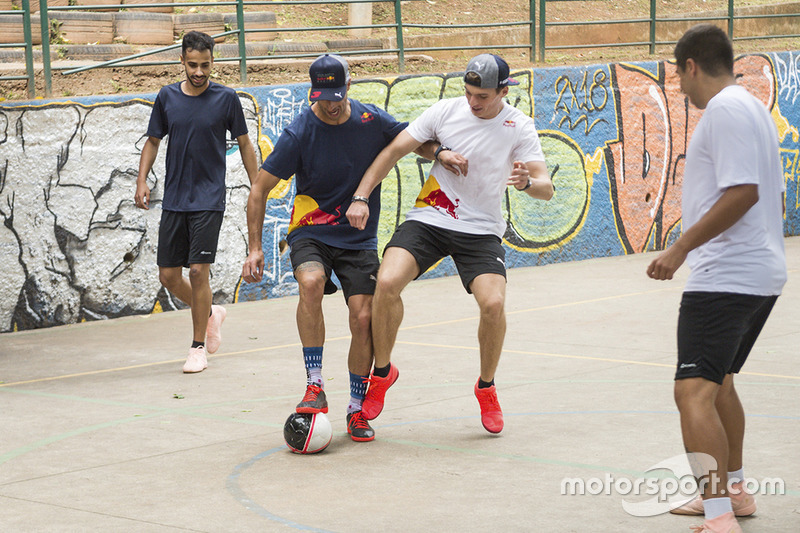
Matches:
[242,54,436,442]
[135,31,258,374]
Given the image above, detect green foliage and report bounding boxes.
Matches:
[49,19,69,45]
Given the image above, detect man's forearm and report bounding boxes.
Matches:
[238,136,259,184]
[354,138,421,197]
[246,193,266,252]
[353,151,401,198]
[674,184,759,254]
[246,169,281,251]
[414,140,440,161]
[137,139,159,183]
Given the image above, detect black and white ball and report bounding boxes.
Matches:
[283,412,332,454]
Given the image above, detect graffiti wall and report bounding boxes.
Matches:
[1,51,799,332]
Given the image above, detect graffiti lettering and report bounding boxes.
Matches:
[554,69,608,134]
[775,51,800,105]
[263,87,306,138]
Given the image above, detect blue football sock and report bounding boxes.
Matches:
[303,347,323,387]
[347,371,368,414]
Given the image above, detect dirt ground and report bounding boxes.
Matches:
[1,0,799,100]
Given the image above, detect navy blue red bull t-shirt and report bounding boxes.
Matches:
[147,81,249,212]
[261,99,407,250]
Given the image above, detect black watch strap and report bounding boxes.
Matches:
[434,144,451,162]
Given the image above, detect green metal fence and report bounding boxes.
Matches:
[4,1,800,99]
[9,0,535,98]
[0,0,37,99]
[539,0,800,61]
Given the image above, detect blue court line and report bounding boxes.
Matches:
[226,446,336,533]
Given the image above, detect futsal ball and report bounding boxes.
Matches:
[283,412,332,454]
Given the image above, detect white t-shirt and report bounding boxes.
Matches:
[404,97,545,237]
[683,84,786,295]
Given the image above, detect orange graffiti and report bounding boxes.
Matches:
[606,55,774,253]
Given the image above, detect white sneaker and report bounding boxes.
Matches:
[206,305,227,354]
[183,346,208,373]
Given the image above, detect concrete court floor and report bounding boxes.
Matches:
[1,239,799,533]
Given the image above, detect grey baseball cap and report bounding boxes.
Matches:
[464,54,520,89]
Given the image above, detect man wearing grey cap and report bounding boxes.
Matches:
[243,54,437,443]
[346,53,553,434]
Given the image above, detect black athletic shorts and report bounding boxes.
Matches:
[157,210,224,268]
[676,291,778,384]
[385,220,506,294]
[289,238,379,301]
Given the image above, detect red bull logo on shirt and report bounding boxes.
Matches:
[289,195,342,233]
[503,120,516,127]
[415,175,459,219]
[361,112,375,123]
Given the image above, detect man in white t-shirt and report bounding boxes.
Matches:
[346,54,553,434]
[647,25,786,533]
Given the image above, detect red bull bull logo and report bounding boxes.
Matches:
[503,120,516,128]
[361,112,375,123]
[415,176,459,219]
[289,195,342,233]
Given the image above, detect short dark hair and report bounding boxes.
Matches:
[674,24,733,77]
[182,31,215,56]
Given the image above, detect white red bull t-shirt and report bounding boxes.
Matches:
[404,97,545,237]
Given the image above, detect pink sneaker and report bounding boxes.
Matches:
[671,482,756,517]
[183,346,207,373]
[690,511,742,533]
[206,305,227,354]
[361,363,399,420]
[474,380,503,434]
[729,481,757,516]
[671,495,704,515]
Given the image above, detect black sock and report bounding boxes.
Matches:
[373,363,391,378]
[191,340,205,349]
[478,378,494,389]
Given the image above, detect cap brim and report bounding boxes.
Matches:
[309,86,347,101]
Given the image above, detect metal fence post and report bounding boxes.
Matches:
[236,0,247,84]
[20,0,35,98]
[530,0,536,62]
[39,0,51,97]
[728,0,734,38]
[538,0,546,62]
[395,0,405,73]
[649,0,656,54]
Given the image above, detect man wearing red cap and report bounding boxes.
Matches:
[243,54,437,442]
[346,53,554,434]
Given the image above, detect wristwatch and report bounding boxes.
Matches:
[517,178,532,191]
[351,195,369,204]
[434,144,451,162]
